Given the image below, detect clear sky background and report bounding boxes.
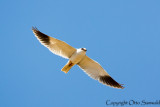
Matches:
[0,0,160,107]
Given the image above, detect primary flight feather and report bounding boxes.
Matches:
[32,27,124,89]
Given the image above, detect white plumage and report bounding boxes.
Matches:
[32,27,124,89]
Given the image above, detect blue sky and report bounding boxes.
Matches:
[0,0,160,107]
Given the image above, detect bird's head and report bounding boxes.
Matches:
[81,48,87,52]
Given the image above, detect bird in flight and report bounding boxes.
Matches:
[32,27,124,89]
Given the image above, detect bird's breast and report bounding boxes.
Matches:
[69,50,86,64]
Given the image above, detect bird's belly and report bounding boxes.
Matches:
[69,52,85,64]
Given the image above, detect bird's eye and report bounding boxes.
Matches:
[81,48,87,51]
[81,48,85,51]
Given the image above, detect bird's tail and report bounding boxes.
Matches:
[61,60,75,73]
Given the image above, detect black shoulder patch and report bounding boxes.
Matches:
[99,75,124,89]
[32,27,50,46]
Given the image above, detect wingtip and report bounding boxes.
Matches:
[99,75,124,89]
[32,26,39,32]
[119,85,125,89]
[121,86,125,89]
[120,84,125,89]
[32,27,50,46]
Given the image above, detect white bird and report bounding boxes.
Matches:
[32,27,124,89]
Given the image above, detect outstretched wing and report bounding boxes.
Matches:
[32,27,76,59]
[77,56,124,89]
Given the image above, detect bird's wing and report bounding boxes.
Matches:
[77,56,124,89]
[32,27,76,59]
